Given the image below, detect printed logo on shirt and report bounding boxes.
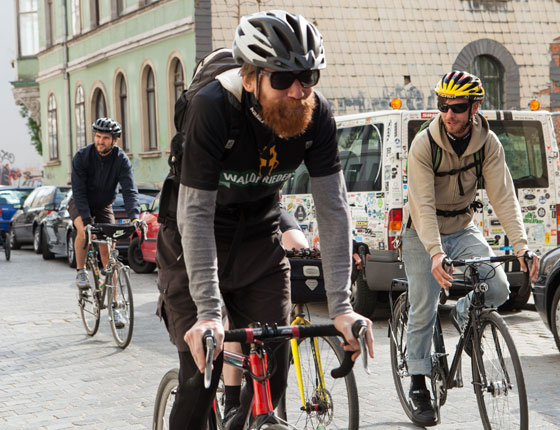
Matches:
[259,145,280,176]
[219,169,294,188]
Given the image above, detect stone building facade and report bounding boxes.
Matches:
[11,0,560,185]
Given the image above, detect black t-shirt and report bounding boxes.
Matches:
[181,80,340,240]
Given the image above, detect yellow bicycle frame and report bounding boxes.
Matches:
[289,304,329,410]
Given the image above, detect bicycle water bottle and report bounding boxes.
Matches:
[99,269,107,289]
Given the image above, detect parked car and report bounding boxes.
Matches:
[112,186,159,257]
[533,248,560,352]
[10,185,71,253]
[0,187,34,233]
[41,191,76,267]
[128,192,160,274]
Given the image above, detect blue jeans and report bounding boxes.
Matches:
[402,223,509,376]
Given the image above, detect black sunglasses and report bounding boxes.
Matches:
[260,69,320,90]
[438,102,470,114]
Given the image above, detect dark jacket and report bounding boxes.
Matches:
[71,144,139,224]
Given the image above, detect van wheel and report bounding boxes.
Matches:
[350,268,377,318]
[500,272,531,310]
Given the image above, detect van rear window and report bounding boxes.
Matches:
[283,123,384,194]
[408,119,547,188]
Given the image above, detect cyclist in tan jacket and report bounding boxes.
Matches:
[401,70,540,426]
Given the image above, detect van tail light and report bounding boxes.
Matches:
[388,208,403,251]
[0,208,2,217]
[557,204,560,245]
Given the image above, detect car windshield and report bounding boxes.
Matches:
[0,190,22,205]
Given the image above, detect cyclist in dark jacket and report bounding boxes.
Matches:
[156,10,374,430]
[70,117,140,297]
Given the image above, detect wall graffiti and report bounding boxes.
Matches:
[0,149,42,188]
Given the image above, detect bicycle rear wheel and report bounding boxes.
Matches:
[79,257,100,336]
[277,335,359,429]
[471,311,528,430]
[153,368,178,430]
[389,292,417,423]
[109,267,134,348]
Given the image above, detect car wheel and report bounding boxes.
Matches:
[10,226,21,250]
[550,286,560,352]
[349,267,377,318]
[128,236,156,274]
[33,227,41,254]
[67,231,76,268]
[41,227,55,260]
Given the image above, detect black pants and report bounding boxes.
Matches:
[156,227,291,430]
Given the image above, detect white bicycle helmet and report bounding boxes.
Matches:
[232,10,326,72]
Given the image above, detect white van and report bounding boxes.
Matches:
[282,108,559,317]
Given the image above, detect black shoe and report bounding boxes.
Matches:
[409,388,437,427]
[223,407,240,430]
[449,306,473,357]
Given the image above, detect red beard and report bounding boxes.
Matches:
[260,94,316,139]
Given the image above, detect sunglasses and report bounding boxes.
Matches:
[260,69,320,90]
[437,102,470,114]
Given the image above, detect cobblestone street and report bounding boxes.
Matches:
[1,249,560,429]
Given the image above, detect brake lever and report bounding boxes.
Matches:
[352,320,369,374]
[441,257,453,297]
[203,329,216,389]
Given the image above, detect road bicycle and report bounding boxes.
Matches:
[77,222,145,349]
[153,321,366,430]
[389,253,533,429]
[276,303,361,429]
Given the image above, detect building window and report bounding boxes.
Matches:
[45,0,55,47]
[18,0,39,56]
[75,86,86,149]
[145,67,158,150]
[47,93,59,160]
[116,0,124,16]
[472,55,504,110]
[95,90,107,119]
[91,0,100,27]
[173,59,185,102]
[71,0,81,35]
[117,74,129,152]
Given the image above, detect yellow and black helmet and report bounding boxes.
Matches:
[434,71,484,101]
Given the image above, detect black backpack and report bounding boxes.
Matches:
[158,48,243,228]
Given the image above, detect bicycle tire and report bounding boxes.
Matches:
[79,257,100,336]
[109,267,134,348]
[277,335,359,429]
[153,368,179,430]
[471,311,528,430]
[4,232,11,261]
[389,292,417,424]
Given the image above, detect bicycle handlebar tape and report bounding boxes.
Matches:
[331,350,354,379]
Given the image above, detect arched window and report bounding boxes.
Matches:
[146,67,158,150]
[118,75,129,152]
[95,89,107,119]
[47,93,59,160]
[173,59,185,102]
[472,55,504,110]
[75,85,86,149]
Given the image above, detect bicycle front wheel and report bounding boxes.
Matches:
[277,335,359,429]
[4,232,11,260]
[79,258,100,336]
[471,311,528,430]
[109,267,134,348]
[153,368,178,430]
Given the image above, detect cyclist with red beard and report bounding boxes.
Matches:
[155,10,374,430]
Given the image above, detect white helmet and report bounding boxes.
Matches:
[232,10,326,72]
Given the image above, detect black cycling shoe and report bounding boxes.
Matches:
[409,388,437,427]
[223,407,240,430]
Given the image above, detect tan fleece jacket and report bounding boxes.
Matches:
[406,113,528,257]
